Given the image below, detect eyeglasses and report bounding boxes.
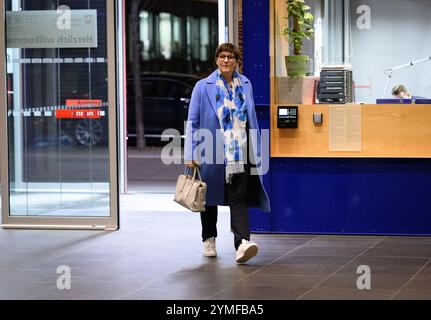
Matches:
[218,54,236,61]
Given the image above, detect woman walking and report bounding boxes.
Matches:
[185,43,270,263]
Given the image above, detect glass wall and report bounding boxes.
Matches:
[273,0,431,104]
[125,0,218,147]
[3,0,117,224]
[128,0,218,77]
[321,0,431,103]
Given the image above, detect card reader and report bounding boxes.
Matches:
[277,106,298,128]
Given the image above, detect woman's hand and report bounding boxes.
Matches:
[185,160,199,169]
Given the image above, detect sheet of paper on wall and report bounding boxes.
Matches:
[329,105,362,152]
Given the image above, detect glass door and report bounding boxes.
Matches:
[0,0,118,229]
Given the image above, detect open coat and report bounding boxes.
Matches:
[184,70,271,212]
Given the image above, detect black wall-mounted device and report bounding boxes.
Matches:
[277,106,298,128]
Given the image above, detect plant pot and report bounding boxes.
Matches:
[285,55,310,77]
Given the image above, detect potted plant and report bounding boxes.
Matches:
[282,0,314,77]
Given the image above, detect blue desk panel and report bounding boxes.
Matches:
[264,158,431,235]
[248,105,271,232]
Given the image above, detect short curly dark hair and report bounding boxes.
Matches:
[392,84,408,96]
[215,43,241,61]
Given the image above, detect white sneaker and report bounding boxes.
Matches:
[203,237,217,257]
[236,239,258,263]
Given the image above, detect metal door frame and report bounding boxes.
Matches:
[0,0,119,230]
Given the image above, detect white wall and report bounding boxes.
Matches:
[350,0,431,102]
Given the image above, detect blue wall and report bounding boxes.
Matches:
[242,0,272,231]
[242,0,270,106]
[242,0,431,235]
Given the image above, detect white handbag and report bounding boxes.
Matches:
[174,167,207,212]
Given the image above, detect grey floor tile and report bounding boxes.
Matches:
[28,255,119,274]
[304,236,383,248]
[209,286,312,300]
[124,289,207,300]
[0,283,55,300]
[30,281,144,300]
[177,262,263,276]
[333,264,422,277]
[416,266,431,278]
[273,255,352,266]
[251,235,317,247]
[347,256,429,268]
[2,189,431,300]
[233,274,324,289]
[287,246,368,257]
[379,237,431,246]
[248,249,299,262]
[256,264,341,277]
[401,278,431,291]
[363,245,431,258]
[299,287,397,300]
[122,272,244,300]
[0,268,67,286]
[317,274,413,290]
[392,290,431,300]
[0,230,60,244]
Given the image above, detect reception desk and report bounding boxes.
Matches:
[248,103,431,235]
[241,0,431,235]
[271,104,431,158]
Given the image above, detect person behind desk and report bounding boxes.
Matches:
[391,84,425,100]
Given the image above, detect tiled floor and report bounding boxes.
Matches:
[1,189,431,300]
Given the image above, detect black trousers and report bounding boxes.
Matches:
[200,168,250,250]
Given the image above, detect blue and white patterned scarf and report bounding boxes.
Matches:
[215,69,248,184]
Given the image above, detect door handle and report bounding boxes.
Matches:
[180,97,190,103]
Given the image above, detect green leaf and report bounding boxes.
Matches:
[283,0,315,55]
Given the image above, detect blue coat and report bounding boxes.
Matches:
[184,70,271,212]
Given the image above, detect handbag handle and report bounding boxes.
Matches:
[186,167,203,197]
[191,167,202,182]
[179,167,192,193]
[184,166,202,182]
[180,166,203,195]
